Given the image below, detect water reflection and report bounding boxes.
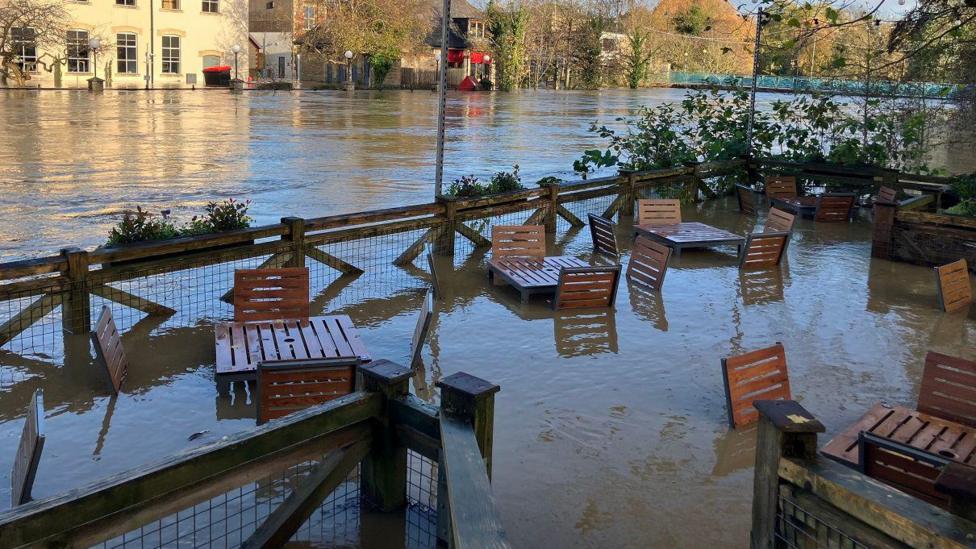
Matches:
[628,283,668,332]
[711,426,757,478]
[739,264,789,306]
[554,310,619,357]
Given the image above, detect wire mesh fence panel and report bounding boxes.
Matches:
[405,449,439,549]
[90,461,363,549]
[453,206,540,267]
[775,490,871,549]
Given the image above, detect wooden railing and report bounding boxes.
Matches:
[750,400,976,549]
[0,360,507,548]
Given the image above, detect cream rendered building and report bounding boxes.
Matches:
[16,0,247,88]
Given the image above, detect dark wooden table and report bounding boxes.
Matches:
[769,196,818,217]
[487,256,587,303]
[214,315,370,393]
[821,402,976,467]
[634,222,745,257]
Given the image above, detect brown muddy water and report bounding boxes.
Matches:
[0,89,974,547]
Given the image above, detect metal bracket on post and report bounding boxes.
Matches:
[281,217,306,268]
[359,359,411,512]
[60,247,91,335]
[751,400,825,549]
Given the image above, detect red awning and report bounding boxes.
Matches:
[447,49,465,64]
[470,52,484,64]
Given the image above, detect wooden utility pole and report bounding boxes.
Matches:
[434,0,451,197]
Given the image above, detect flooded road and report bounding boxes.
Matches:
[1,88,973,261]
[0,195,973,547]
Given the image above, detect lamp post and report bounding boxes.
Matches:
[230,44,244,91]
[87,37,103,92]
[344,50,354,91]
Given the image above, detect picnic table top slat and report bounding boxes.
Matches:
[488,256,588,290]
[215,314,369,377]
[635,222,745,247]
[821,403,976,467]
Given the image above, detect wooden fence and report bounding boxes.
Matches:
[750,400,976,548]
[0,361,508,548]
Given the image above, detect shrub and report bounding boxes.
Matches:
[537,176,562,186]
[107,207,180,246]
[489,165,523,193]
[447,175,488,198]
[202,199,252,232]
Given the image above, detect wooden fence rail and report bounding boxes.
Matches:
[0,360,506,548]
[0,157,954,346]
[750,400,976,549]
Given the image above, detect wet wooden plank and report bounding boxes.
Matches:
[635,222,744,249]
[487,256,586,294]
[11,389,45,507]
[215,315,369,378]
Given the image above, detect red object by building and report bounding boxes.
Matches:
[459,76,478,91]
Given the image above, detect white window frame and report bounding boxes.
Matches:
[116,33,138,74]
[11,28,38,73]
[162,35,181,74]
[116,0,136,6]
[67,30,90,73]
[304,5,315,30]
[202,0,218,12]
[162,0,180,9]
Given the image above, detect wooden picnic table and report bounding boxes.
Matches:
[214,315,370,393]
[487,256,587,303]
[821,402,976,468]
[769,196,818,217]
[634,222,745,257]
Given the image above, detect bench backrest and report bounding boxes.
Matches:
[765,176,798,199]
[877,186,898,204]
[11,389,45,506]
[410,290,434,367]
[739,232,790,270]
[918,351,976,428]
[935,259,972,313]
[721,343,791,428]
[587,214,619,258]
[858,431,950,507]
[491,225,546,258]
[736,185,759,215]
[814,193,855,223]
[92,306,129,394]
[554,266,622,310]
[636,199,681,226]
[626,235,671,292]
[233,267,310,322]
[764,208,796,234]
[256,358,359,423]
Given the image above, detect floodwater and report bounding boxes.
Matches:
[0,89,974,548]
[0,88,973,260]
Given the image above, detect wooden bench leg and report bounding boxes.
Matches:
[520,291,530,304]
[490,270,507,287]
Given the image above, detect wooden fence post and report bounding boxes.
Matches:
[433,197,457,256]
[436,372,500,478]
[359,359,411,512]
[435,372,500,548]
[542,181,560,235]
[281,217,306,268]
[751,400,825,549]
[871,202,897,260]
[619,173,636,218]
[60,247,90,335]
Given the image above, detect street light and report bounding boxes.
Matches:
[89,37,101,79]
[344,50,354,91]
[231,44,241,81]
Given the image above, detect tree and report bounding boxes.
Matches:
[299,0,429,88]
[487,0,530,91]
[0,0,69,86]
[622,5,657,88]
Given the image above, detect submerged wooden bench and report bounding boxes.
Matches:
[721,343,792,429]
[764,208,796,234]
[92,306,129,394]
[487,256,588,303]
[736,184,759,216]
[936,259,972,313]
[587,214,619,259]
[233,267,310,322]
[553,266,621,310]
[739,232,789,270]
[256,357,360,423]
[814,193,856,222]
[635,222,745,257]
[10,389,45,507]
[626,235,671,292]
[764,175,798,200]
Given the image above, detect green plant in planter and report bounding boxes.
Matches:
[489,165,524,193]
[107,207,180,245]
[537,176,562,186]
[447,175,488,198]
[946,173,976,217]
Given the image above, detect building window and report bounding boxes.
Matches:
[304,5,315,30]
[202,0,218,12]
[162,0,180,9]
[266,1,274,8]
[11,28,37,72]
[162,35,181,74]
[116,33,137,73]
[67,30,90,73]
[469,20,484,38]
[116,0,136,5]
[202,55,220,68]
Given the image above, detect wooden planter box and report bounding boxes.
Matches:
[875,209,976,272]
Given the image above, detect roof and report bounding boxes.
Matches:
[432,0,483,20]
[426,0,484,49]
